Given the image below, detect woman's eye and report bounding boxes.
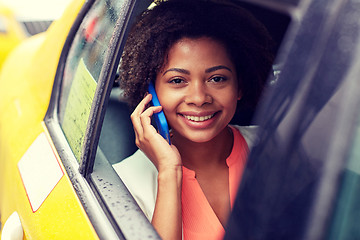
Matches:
[169,78,185,84]
[210,76,227,83]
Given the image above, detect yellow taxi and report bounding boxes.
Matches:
[0,4,26,69]
[2,0,360,239]
[0,0,161,238]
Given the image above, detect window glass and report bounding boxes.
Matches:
[58,0,125,162]
[88,1,160,237]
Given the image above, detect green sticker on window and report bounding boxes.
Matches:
[62,58,97,162]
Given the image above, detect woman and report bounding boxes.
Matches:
[114,0,274,239]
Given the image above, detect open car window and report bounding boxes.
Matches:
[92,0,292,236]
[47,0,293,238]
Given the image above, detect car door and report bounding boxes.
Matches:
[45,0,160,239]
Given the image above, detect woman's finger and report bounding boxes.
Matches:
[139,105,163,144]
[140,105,163,128]
[131,94,152,141]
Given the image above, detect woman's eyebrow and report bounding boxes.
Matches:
[163,68,190,76]
[162,65,232,76]
[205,65,232,73]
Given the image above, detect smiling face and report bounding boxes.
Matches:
[155,37,241,144]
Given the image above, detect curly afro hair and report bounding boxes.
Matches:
[119,0,274,110]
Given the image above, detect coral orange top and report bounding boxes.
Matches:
[181,126,249,240]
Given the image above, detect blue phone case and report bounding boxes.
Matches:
[148,82,171,144]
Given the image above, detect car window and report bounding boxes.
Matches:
[58,0,126,162]
[87,0,161,236]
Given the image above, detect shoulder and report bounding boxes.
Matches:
[113,150,154,173]
[230,125,258,149]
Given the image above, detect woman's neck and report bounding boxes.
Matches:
[172,126,234,171]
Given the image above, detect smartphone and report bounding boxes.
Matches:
[148,82,171,144]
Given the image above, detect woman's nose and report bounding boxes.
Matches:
[184,82,212,106]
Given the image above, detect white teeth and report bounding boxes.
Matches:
[184,114,214,122]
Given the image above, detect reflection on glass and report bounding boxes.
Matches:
[58,0,125,162]
[327,115,360,240]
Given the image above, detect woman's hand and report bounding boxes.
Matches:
[131,93,183,240]
[130,93,181,172]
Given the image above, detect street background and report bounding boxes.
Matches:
[0,0,72,20]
